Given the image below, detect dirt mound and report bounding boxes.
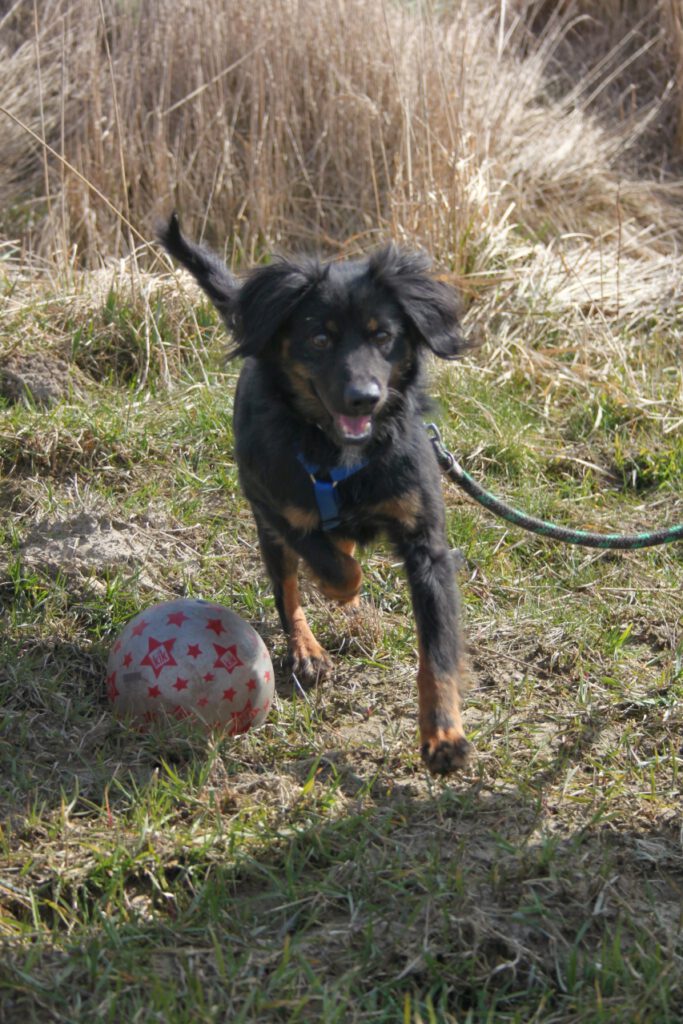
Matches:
[0,351,84,407]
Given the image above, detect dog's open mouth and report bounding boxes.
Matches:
[335,413,373,442]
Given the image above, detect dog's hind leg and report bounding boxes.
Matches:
[256,523,332,686]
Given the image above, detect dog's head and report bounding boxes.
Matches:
[158,218,468,447]
[233,245,468,446]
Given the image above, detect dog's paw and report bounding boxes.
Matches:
[421,731,472,775]
[288,647,332,688]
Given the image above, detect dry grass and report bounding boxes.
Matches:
[1,0,682,281]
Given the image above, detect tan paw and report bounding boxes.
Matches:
[288,643,332,687]
[421,730,472,775]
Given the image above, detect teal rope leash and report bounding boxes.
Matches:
[426,423,683,550]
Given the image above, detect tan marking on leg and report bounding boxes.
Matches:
[416,643,471,775]
[283,505,319,532]
[334,538,356,557]
[370,489,423,531]
[334,539,360,608]
[282,575,331,684]
[314,549,362,604]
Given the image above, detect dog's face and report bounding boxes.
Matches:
[279,271,413,445]
[232,245,467,447]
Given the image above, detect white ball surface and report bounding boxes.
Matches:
[106,599,274,734]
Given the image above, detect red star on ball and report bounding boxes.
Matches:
[173,705,192,720]
[123,652,133,668]
[230,699,259,736]
[222,687,236,702]
[131,618,149,637]
[187,643,202,658]
[197,696,209,708]
[206,618,225,635]
[106,671,119,701]
[247,678,257,691]
[148,684,161,698]
[173,677,189,691]
[140,635,178,679]
[213,643,243,675]
[167,610,189,627]
[203,672,215,683]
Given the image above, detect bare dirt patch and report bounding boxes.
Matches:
[18,511,197,586]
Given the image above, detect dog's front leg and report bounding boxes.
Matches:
[396,532,472,775]
[255,512,362,684]
[255,521,332,685]
[331,539,361,610]
[287,531,363,605]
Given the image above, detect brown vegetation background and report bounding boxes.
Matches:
[2,0,683,278]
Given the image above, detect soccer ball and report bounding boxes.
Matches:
[106,598,274,734]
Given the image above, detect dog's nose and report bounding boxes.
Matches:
[344,380,381,413]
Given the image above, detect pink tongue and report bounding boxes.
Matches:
[338,414,371,437]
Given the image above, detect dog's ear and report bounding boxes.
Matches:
[232,258,320,358]
[157,213,237,326]
[369,245,467,360]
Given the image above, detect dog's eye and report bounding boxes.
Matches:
[372,329,392,345]
[310,333,332,351]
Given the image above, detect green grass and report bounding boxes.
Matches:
[0,271,682,1023]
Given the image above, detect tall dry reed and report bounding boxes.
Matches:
[1,0,682,295]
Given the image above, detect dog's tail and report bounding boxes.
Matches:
[158,213,237,324]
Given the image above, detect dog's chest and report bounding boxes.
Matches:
[283,461,423,539]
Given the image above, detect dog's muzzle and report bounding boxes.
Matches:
[335,381,382,441]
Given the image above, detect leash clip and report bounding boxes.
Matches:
[425,421,455,472]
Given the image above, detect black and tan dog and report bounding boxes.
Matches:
[160,214,472,774]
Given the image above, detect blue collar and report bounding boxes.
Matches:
[296,452,368,531]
